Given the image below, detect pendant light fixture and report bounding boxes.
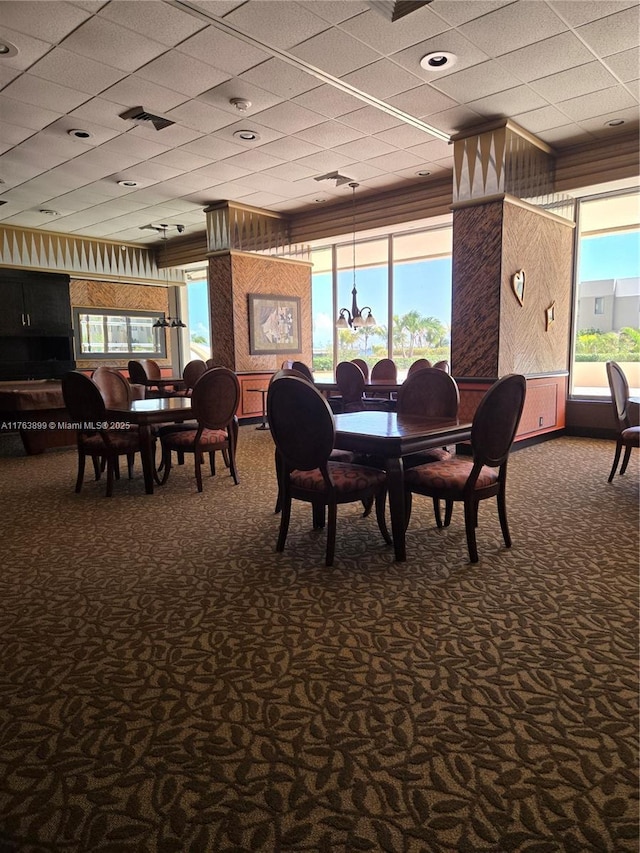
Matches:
[336,183,376,329]
[152,224,186,329]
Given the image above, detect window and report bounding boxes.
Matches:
[73,308,166,359]
[311,223,452,379]
[571,188,640,397]
[186,271,211,362]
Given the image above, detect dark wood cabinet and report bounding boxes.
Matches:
[0,269,75,379]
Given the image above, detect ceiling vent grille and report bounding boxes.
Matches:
[119,106,175,131]
[367,1,432,21]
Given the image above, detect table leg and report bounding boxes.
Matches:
[386,457,406,562]
[138,424,156,495]
[256,389,269,430]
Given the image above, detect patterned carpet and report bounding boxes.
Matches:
[0,428,637,853]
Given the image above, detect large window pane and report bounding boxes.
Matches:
[392,229,452,379]
[73,309,166,358]
[572,190,640,397]
[336,238,388,368]
[186,273,211,362]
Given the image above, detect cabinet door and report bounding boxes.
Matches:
[22,275,71,333]
[0,280,27,333]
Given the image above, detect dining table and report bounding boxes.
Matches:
[333,410,472,562]
[107,396,194,494]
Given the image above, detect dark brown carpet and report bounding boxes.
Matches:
[0,429,638,852]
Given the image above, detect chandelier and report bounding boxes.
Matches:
[335,182,377,330]
[152,224,186,329]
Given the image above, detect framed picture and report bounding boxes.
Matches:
[248,293,302,355]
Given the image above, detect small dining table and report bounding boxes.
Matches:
[107,397,194,494]
[333,410,472,562]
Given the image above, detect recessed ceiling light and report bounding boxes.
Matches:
[606,118,625,127]
[416,169,431,177]
[420,51,457,71]
[233,129,260,141]
[0,41,18,59]
[118,179,139,187]
[314,198,327,203]
[68,128,92,139]
[39,209,60,217]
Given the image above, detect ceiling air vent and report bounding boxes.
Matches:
[119,106,175,131]
[367,1,432,21]
[0,200,7,206]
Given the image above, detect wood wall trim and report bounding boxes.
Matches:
[554,130,640,194]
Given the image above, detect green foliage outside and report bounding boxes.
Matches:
[575,327,640,362]
[191,334,207,345]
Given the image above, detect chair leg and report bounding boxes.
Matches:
[222,448,230,468]
[76,451,86,493]
[276,495,292,553]
[361,497,373,517]
[105,458,115,498]
[463,498,479,563]
[194,448,204,492]
[227,437,239,486]
[209,452,216,477]
[404,490,413,530]
[312,502,326,529]
[619,444,633,476]
[497,489,512,549]
[177,450,185,466]
[375,490,392,545]
[433,497,443,528]
[325,502,338,567]
[608,438,623,482]
[94,456,103,480]
[127,452,135,479]
[157,446,172,485]
[444,500,454,527]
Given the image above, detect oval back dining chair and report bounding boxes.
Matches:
[267,374,390,566]
[128,359,172,398]
[92,366,134,408]
[62,371,142,497]
[351,358,369,382]
[433,360,450,373]
[606,361,640,481]
[158,367,240,492]
[291,361,314,382]
[335,360,366,413]
[407,358,431,376]
[404,373,526,564]
[370,358,397,383]
[182,359,207,394]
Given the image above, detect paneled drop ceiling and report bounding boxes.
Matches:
[0,0,638,245]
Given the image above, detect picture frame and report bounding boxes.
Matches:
[248,293,302,355]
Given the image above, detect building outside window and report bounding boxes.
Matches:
[572,188,640,397]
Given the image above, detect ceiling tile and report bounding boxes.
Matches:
[293,150,357,174]
[68,96,144,131]
[219,149,287,172]
[418,104,482,135]
[28,47,127,94]
[0,0,91,42]
[576,6,640,57]
[0,123,36,146]
[340,59,424,100]
[0,66,20,89]
[530,62,620,103]
[99,133,170,161]
[233,172,304,197]
[235,191,288,207]
[548,1,638,28]
[512,104,578,133]
[431,60,520,102]
[365,149,426,172]
[0,96,63,132]
[497,32,597,84]
[2,74,89,113]
[176,26,270,75]
[339,7,449,54]
[294,121,364,148]
[223,1,330,50]
[386,84,458,118]
[251,102,325,134]
[165,100,236,134]
[577,108,640,137]
[297,1,368,25]
[458,2,567,57]
[128,123,204,148]
[60,17,168,72]
[256,136,324,162]
[290,29,381,77]
[199,78,284,117]
[467,85,548,119]
[376,124,439,148]
[46,116,123,147]
[405,137,452,161]
[188,162,252,183]
[262,161,320,181]
[291,85,362,119]
[605,48,640,83]
[429,1,514,27]
[136,52,231,98]
[240,58,322,98]
[331,137,398,161]
[100,76,190,113]
[557,86,637,122]
[178,136,246,160]
[97,0,207,47]
[0,26,53,71]
[338,106,402,134]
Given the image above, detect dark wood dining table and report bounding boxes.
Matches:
[107,397,194,494]
[333,410,472,562]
